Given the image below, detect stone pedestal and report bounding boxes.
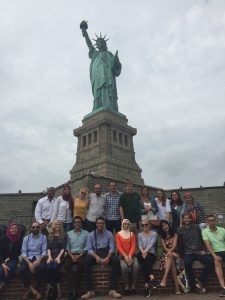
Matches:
[70,110,144,185]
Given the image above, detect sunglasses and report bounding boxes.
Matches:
[141,224,148,227]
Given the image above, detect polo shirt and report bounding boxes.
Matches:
[202,226,225,253]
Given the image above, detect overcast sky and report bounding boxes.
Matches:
[0,0,225,193]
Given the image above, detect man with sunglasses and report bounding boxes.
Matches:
[64,216,89,300]
[20,222,47,300]
[81,217,121,299]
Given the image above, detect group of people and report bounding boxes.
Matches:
[0,181,225,299]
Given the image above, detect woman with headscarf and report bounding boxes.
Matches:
[159,220,181,295]
[0,224,22,290]
[116,219,139,295]
[46,220,67,299]
[52,184,74,232]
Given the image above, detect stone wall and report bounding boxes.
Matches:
[0,175,224,227]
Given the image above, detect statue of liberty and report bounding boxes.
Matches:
[80,21,122,112]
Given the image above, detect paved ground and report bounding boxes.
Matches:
[49,291,221,300]
[85,292,220,300]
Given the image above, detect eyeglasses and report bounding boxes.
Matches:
[141,224,148,227]
[32,226,40,229]
[96,222,104,225]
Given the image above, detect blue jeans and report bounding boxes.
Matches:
[0,259,17,284]
[184,253,213,288]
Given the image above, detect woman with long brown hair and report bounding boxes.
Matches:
[52,185,74,232]
[155,190,171,222]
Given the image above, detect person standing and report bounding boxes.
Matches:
[35,187,56,235]
[170,190,183,231]
[81,217,121,299]
[86,184,106,233]
[182,192,206,230]
[177,213,213,293]
[119,182,141,232]
[52,185,74,232]
[155,190,171,222]
[73,187,89,229]
[64,216,89,300]
[20,222,47,300]
[202,215,225,297]
[105,181,122,233]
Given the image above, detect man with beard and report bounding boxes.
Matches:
[177,212,213,294]
[20,222,47,300]
[86,184,106,232]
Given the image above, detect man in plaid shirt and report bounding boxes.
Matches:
[105,181,122,233]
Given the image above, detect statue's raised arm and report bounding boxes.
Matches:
[79,21,122,113]
[80,20,93,50]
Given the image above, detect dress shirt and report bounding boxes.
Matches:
[177,224,204,254]
[52,196,73,223]
[35,196,57,224]
[21,233,47,259]
[66,229,89,254]
[86,230,115,255]
[86,193,106,222]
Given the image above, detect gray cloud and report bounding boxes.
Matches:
[0,0,225,192]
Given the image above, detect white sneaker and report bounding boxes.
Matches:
[109,290,122,298]
[81,291,95,299]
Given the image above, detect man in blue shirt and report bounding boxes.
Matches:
[81,217,121,299]
[64,216,89,300]
[20,222,47,300]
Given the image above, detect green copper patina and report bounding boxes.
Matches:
[80,21,122,113]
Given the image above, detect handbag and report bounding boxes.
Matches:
[177,270,190,293]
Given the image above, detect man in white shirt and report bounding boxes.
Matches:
[34,187,56,234]
[86,184,106,232]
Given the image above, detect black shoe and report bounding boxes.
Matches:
[68,289,77,300]
[219,288,225,297]
[131,289,136,295]
[151,279,159,289]
[144,288,151,298]
[124,289,130,296]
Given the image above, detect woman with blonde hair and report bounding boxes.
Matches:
[116,219,139,295]
[73,187,89,229]
[46,220,67,298]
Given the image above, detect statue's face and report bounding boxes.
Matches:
[96,39,107,51]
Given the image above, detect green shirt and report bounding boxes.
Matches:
[66,229,89,254]
[202,226,225,253]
